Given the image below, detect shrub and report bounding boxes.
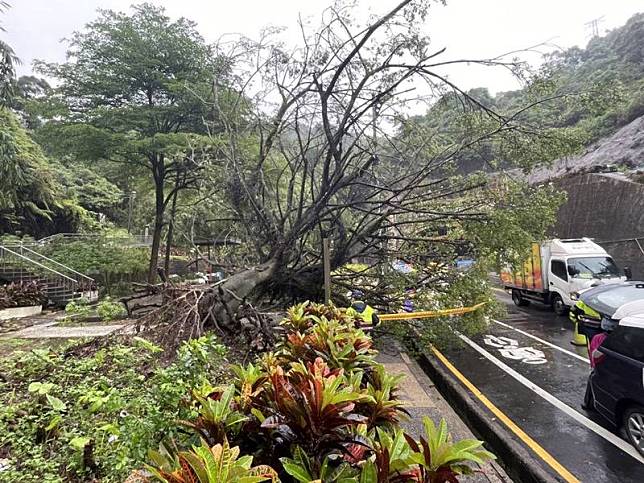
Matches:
[144,301,495,482]
[97,297,127,321]
[65,297,92,318]
[41,238,150,293]
[0,281,47,310]
[147,438,278,483]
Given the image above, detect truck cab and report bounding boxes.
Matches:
[547,239,624,312]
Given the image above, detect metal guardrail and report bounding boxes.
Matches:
[0,246,77,283]
[34,233,152,247]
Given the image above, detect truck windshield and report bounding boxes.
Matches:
[567,257,620,279]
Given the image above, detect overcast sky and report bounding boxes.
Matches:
[3,0,642,94]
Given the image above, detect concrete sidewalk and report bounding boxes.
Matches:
[376,340,511,483]
[2,323,131,339]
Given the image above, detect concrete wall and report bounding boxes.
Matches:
[551,173,644,279]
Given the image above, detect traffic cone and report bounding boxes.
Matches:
[571,321,587,346]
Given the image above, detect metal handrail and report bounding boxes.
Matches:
[0,245,78,283]
[17,246,95,283]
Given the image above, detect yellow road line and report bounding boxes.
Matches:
[431,346,580,483]
[379,302,486,321]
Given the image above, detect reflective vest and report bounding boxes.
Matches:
[347,301,378,328]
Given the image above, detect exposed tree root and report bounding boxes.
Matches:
[130,261,279,352]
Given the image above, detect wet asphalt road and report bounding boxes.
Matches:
[440,289,644,482]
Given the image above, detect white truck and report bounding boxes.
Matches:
[501,238,627,315]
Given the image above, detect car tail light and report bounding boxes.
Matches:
[591,348,605,366]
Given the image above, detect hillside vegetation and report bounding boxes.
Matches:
[408,12,644,173]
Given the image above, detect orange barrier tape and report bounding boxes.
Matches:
[379,302,486,321]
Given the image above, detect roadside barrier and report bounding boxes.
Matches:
[379,302,486,321]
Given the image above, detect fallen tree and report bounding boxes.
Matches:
[191,0,579,326]
[140,0,584,340]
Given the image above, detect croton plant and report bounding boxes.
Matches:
[0,281,47,310]
[143,302,495,482]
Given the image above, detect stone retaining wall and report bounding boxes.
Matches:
[551,173,644,278]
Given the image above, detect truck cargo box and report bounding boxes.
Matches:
[500,242,545,292]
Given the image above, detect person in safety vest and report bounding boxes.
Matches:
[346,290,380,331]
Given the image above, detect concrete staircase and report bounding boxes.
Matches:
[0,245,97,307]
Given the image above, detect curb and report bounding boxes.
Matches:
[414,348,559,483]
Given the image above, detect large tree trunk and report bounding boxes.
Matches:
[202,259,278,329]
[163,183,179,275]
[148,158,165,284]
[148,206,164,284]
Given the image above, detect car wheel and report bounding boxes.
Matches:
[512,290,529,307]
[551,293,568,315]
[624,406,644,456]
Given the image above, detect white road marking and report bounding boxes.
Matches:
[483,334,547,364]
[458,333,644,465]
[499,347,547,365]
[483,335,518,348]
[491,318,589,364]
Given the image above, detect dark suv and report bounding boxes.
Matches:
[588,315,644,455]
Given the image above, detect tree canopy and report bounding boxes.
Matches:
[36,3,227,281]
[0,1,19,104]
[0,108,92,236]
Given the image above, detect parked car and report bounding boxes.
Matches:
[570,281,644,334]
[587,314,644,455]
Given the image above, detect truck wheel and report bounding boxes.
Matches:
[551,293,568,315]
[512,290,529,307]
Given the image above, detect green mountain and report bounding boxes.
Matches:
[409,12,644,174]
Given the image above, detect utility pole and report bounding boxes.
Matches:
[585,16,605,38]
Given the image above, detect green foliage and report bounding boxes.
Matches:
[42,238,150,292]
[65,297,92,318]
[0,108,90,237]
[280,446,357,482]
[538,13,644,140]
[96,297,127,321]
[282,315,376,374]
[403,14,644,177]
[180,386,249,446]
[0,1,19,105]
[145,302,494,483]
[33,3,230,279]
[463,180,566,268]
[0,334,228,482]
[56,163,123,214]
